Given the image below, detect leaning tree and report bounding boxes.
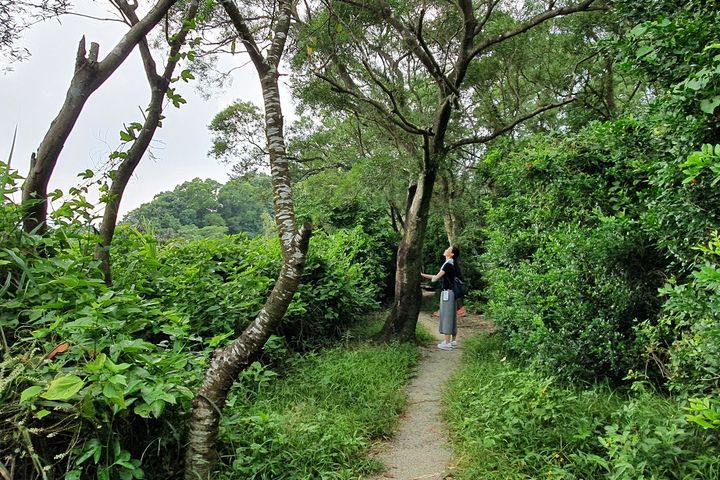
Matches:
[95,0,202,284]
[21,0,180,234]
[184,0,312,477]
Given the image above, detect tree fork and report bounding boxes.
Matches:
[21,0,179,233]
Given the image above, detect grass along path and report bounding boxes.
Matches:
[367,294,492,480]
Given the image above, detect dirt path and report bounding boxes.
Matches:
[366,298,491,480]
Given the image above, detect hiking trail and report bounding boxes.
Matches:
[366,293,493,479]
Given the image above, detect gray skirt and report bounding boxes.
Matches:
[438,289,457,335]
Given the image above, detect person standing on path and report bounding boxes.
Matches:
[421,246,459,350]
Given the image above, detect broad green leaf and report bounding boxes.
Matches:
[701,96,720,114]
[20,385,43,402]
[65,470,81,480]
[636,45,653,59]
[628,24,647,38]
[119,130,135,142]
[41,374,85,400]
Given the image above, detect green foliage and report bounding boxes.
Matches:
[638,232,720,399]
[0,162,201,480]
[110,225,388,348]
[208,100,266,175]
[217,340,418,479]
[121,175,273,239]
[478,120,665,381]
[2,160,394,478]
[446,335,720,480]
[284,227,392,345]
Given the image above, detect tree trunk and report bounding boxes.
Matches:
[439,173,461,246]
[379,166,437,341]
[184,1,309,477]
[21,0,179,233]
[184,227,310,478]
[96,0,200,285]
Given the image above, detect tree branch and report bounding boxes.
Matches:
[468,1,601,63]
[315,69,426,135]
[218,0,267,74]
[448,97,576,149]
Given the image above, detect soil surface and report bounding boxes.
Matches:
[365,295,493,480]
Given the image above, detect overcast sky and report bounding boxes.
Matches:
[0,3,293,218]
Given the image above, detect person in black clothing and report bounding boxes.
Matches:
[421,246,459,350]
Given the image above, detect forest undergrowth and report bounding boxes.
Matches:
[446,334,720,480]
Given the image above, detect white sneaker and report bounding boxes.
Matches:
[437,342,453,350]
[451,340,458,349]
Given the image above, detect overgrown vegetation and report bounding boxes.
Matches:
[216,338,418,479]
[468,0,720,398]
[446,335,720,479]
[0,161,399,479]
[5,0,720,477]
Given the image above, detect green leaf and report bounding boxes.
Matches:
[636,45,654,59]
[65,470,81,480]
[20,385,43,402]
[78,168,94,179]
[700,96,720,114]
[41,374,85,400]
[628,24,647,38]
[34,409,51,419]
[119,130,135,142]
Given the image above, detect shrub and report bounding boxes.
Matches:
[111,226,388,348]
[479,120,666,381]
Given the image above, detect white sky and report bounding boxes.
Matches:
[0,3,294,218]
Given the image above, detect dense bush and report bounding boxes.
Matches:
[1,162,202,480]
[477,120,666,381]
[1,161,396,479]
[640,232,720,398]
[111,225,389,348]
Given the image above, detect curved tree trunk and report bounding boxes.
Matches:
[21,0,179,234]
[185,1,309,477]
[379,165,437,341]
[96,0,200,285]
[185,226,311,478]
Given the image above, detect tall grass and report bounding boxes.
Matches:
[446,335,720,480]
[216,323,419,479]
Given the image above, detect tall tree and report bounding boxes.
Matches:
[96,0,201,284]
[295,0,605,340]
[21,0,179,234]
[184,0,312,476]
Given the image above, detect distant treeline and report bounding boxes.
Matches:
[121,174,273,239]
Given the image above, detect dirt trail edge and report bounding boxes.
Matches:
[366,295,491,480]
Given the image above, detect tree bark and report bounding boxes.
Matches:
[184,0,310,477]
[95,0,200,285]
[379,158,437,341]
[439,173,461,246]
[21,0,179,234]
